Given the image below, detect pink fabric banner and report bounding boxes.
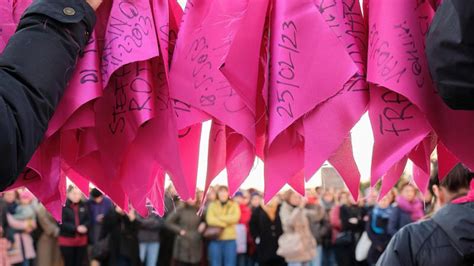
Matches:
[368,0,474,193]
[170,0,269,196]
[101,0,159,87]
[328,137,361,201]
[379,156,408,200]
[94,60,156,181]
[265,0,359,201]
[437,141,460,181]
[264,125,305,202]
[366,0,434,187]
[45,34,102,137]
[304,0,369,191]
[267,0,356,144]
[170,0,255,142]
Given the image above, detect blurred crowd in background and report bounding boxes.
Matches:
[0,166,454,266]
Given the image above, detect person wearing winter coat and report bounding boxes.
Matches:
[59,187,90,266]
[0,0,100,190]
[387,183,424,236]
[158,186,180,266]
[365,191,395,265]
[249,197,286,266]
[87,188,113,246]
[165,197,205,266]
[6,212,36,266]
[205,186,241,266]
[35,204,63,266]
[87,188,112,266]
[99,205,140,266]
[278,190,316,266]
[330,191,365,266]
[136,204,163,266]
[377,164,474,266]
[233,191,253,266]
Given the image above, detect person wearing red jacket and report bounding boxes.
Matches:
[234,191,254,266]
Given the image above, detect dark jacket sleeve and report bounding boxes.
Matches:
[249,208,259,240]
[426,0,474,110]
[0,0,96,189]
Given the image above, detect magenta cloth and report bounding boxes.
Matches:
[395,195,424,222]
[170,0,269,197]
[437,142,460,181]
[367,0,434,188]
[303,0,368,200]
[368,0,474,194]
[452,180,474,204]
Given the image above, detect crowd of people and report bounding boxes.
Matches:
[0,164,471,266]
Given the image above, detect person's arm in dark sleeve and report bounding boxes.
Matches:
[426,0,474,110]
[0,0,96,189]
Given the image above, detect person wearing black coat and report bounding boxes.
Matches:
[377,164,474,266]
[136,204,163,266]
[0,0,99,190]
[332,192,366,266]
[426,0,474,110]
[249,200,286,266]
[59,187,91,266]
[99,206,140,266]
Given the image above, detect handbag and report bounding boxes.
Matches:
[355,231,372,261]
[276,232,304,259]
[203,226,223,240]
[91,235,110,261]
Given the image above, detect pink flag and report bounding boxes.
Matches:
[101,0,159,87]
[45,34,102,137]
[379,156,408,200]
[264,125,305,202]
[265,0,358,200]
[328,137,361,201]
[368,86,430,185]
[170,0,267,196]
[368,0,474,193]
[437,141,460,181]
[267,0,356,144]
[95,61,156,180]
[412,163,430,195]
[304,0,369,186]
[170,0,255,143]
[366,0,434,186]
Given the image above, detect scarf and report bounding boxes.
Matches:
[396,196,424,222]
[452,180,474,204]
